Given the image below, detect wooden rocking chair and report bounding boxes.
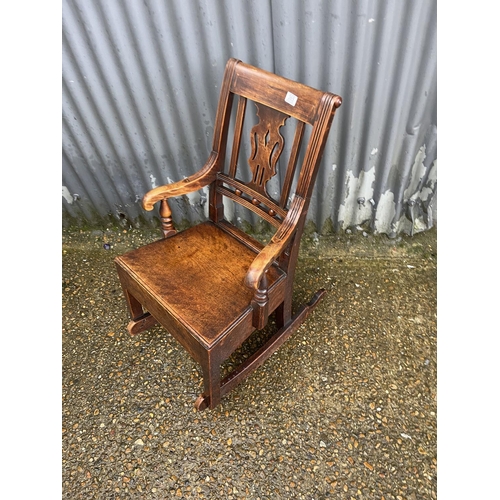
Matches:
[114,58,342,410]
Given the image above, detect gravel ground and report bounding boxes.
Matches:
[62,225,437,499]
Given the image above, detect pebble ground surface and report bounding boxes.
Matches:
[62,225,437,499]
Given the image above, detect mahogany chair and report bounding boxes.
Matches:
[114,58,342,410]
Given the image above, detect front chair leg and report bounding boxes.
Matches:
[218,289,326,399]
[195,289,327,411]
[195,354,221,411]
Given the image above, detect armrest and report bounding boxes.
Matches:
[142,152,219,211]
[244,196,305,290]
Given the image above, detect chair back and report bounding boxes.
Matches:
[209,58,342,230]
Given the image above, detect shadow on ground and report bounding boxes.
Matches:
[62,226,437,499]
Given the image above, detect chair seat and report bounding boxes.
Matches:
[115,221,285,348]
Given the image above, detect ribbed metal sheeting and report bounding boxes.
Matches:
[62,0,437,236]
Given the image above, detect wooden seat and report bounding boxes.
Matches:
[115,58,342,410]
[116,221,286,346]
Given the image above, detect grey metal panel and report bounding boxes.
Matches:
[62,0,437,236]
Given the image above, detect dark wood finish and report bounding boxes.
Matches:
[280,120,305,208]
[228,96,247,178]
[247,103,288,198]
[114,58,342,409]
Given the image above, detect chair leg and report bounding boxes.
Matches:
[195,354,221,411]
[195,288,326,411]
[220,288,326,396]
[127,312,158,336]
[274,298,292,329]
[123,289,158,335]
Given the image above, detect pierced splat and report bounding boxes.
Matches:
[247,103,288,198]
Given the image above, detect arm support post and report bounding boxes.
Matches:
[159,199,176,238]
[251,273,269,329]
[244,195,305,291]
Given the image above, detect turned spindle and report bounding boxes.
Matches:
[160,199,177,238]
[251,273,269,329]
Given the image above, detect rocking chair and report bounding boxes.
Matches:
[114,58,342,410]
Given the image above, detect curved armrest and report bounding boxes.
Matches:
[142,152,219,211]
[244,196,305,290]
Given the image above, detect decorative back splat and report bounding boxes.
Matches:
[247,103,288,198]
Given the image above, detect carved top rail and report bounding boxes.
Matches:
[229,60,339,125]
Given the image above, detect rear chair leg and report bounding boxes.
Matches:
[124,290,158,335]
[275,296,292,329]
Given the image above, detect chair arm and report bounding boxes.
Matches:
[244,196,305,290]
[142,152,219,211]
[244,238,292,291]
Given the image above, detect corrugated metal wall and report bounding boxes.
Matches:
[62,0,436,236]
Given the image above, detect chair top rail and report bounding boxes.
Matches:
[229,59,341,125]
